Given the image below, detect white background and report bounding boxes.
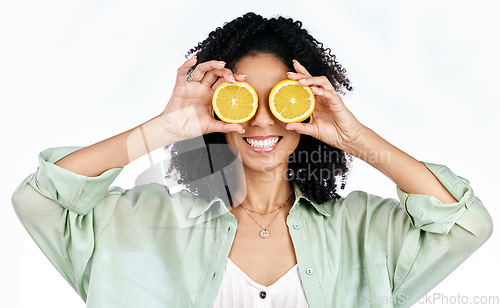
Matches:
[2,0,499,307]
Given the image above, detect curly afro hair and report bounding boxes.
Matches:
[165,12,353,204]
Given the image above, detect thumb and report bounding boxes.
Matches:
[286,123,316,137]
[207,119,245,134]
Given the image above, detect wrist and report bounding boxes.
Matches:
[341,125,376,158]
[343,126,398,173]
[342,126,395,169]
[153,113,187,145]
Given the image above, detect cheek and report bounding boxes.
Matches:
[224,133,241,155]
[287,131,301,148]
[275,132,301,162]
[224,133,238,146]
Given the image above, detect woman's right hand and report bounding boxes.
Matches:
[159,57,246,141]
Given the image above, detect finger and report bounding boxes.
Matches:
[212,78,224,91]
[176,56,198,84]
[297,76,334,91]
[286,71,309,81]
[287,72,335,93]
[211,74,246,91]
[310,87,336,101]
[292,59,312,77]
[200,68,237,86]
[310,86,326,97]
[234,74,246,82]
[285,122,318,138]
[191,60,228,81]
[207,119,245,134]
[309,86,346,109]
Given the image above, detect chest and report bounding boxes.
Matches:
[228,209,298,287]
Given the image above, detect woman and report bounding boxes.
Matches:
[12,12,492,308]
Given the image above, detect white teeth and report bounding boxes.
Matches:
[245,137,280,148]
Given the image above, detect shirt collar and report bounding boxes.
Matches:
[188,194,225,218]
[291,181,331,217]
[178,181,331,218]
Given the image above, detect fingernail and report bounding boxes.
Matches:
[239,129,245,134]
[238,74,246,78]
[230,75,236,83]
[219,61,226,65]
[311,87,322,95]
[311,87,323,95]
[293,59,300,65]
[287,72,294,75]
[299,78,306,83]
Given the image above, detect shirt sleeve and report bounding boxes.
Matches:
[11,146,124,302]
[382,162,493,306]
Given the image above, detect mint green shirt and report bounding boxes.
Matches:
[12,147,493,308]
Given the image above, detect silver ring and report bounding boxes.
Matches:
[187,73,201,83]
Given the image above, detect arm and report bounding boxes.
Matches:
[286,60,493,303]
[12,147,123,300]
[286,60,457,204]
[346,165,493,306]
[12,57,244,300]
[384,164,492,305]
[344,126,458,204]
[54,114,182,177]
[55,57,245,177]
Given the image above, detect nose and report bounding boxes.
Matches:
[249,100,275,128]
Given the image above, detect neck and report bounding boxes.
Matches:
[232,164,295,213]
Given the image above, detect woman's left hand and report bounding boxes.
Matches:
[285,60,365,152]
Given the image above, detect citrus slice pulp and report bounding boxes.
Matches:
[212,81,258,124]
[269,79,315,123]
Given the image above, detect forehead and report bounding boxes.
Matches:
[233,54,288,86]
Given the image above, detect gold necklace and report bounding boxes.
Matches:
[234,191,293,239]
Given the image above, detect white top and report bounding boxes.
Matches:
[213,258,310,308]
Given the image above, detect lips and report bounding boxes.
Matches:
[243,135,283,152]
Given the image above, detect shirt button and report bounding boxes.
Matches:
[259,291,267,299]
[293,224,301,230]
[306,268,314,275]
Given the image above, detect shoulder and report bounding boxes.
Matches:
[111,183,198,208]
[93,183,191,222]
[330,190,400,222]
[109,183,221,229]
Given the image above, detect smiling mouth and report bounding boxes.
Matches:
[243,136,283,148]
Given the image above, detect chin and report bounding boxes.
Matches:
[225,131,300,174]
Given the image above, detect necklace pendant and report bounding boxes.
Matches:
[260,229,270,239]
